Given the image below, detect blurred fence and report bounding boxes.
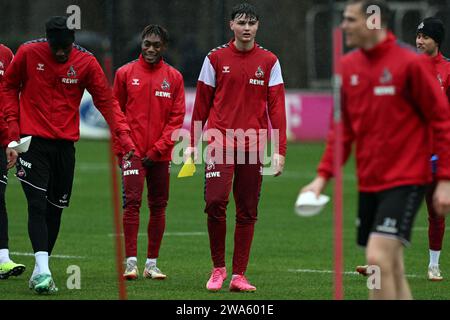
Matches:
[1,0,450,89]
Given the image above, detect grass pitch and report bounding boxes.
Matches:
[0,141,448,300]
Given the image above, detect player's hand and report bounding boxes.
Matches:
[300,175,328,198]
[123,149,135,161]
[184,146,198,162]
[433,180,450,216]
[272,153,285,177]
[141,156,153,168]
[5,147,18,170]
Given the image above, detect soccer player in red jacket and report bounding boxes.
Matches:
[0,43,26,279]
[416,17,450,281]
[1,16,135,294]
[186,3,287,292]
[113,25,185,281]
[301,0,450,299]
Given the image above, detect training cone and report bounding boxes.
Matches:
[8,136,32,153]
[178,158,196,178]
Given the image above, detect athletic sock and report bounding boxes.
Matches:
[429,250,441,267]
[31,263,39,279]
[146,258,156,266]
[126,257,137,264]
[0,248,11,264]
[35,251,51,275]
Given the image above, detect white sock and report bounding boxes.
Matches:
[31,263,40,278]
[0,249,11,264]
[146,258,156,266]
[127,257,137,264]
[429,250,441,267]
[35,251,51,275]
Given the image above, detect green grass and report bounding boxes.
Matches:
[0,141,449,300]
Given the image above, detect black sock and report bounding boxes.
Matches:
[0,183,8,249]
[22,183,48,252]
[46,203,63,255]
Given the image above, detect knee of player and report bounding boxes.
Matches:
[206,196,228,210]
[207,212,226,222]
[235,215,258,225]
[148,200,168,211]
[366,251,394,273]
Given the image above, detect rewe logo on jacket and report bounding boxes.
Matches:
[62,65,78,84]
[155,79,172,98]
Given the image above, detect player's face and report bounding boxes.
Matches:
[141,34,166,65]
[49,43,72,63]
[230,14,259,44]
[341,3,372,48]
[416,33,439,56]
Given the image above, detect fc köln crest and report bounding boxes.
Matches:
[161,79,170,90]
[255,66,264,78]
[67,65,77,77]
[379,67,392,84]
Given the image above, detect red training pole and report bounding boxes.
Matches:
[104,53,128,300]
[332,26,344,300]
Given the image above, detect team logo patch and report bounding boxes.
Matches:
[123,160,132,170]
[255,66,264,78]
[350,74,359,86]
[161,79,170,90]
[418,22,424,30]
[206,159,215,171]
[222,66,230,73]
[17,168,26,178]
[379,67,392,84]
[132,78,140,86]
[37,63,45,71]
[67,65,77,77]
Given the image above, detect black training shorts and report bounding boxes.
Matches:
[15,137,75,208]
[357,185,425,247]
[0,147,7,186]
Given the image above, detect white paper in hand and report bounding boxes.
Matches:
[8,136,32,153]
[295,191,330,217]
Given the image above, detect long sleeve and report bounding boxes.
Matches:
[0,46,14,146]
[317,88,355,180]
[111,68,128,156]
[86,58,135,153]
[190,56,215,147]
[267,59,287,156]
[407,55,450,180]
[148,75,186,160]
[2,45,26,142]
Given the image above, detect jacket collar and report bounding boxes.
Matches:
[361,32,396,59]
[138,54,164,70]
[229,39,257,55]
[431,51,444,64]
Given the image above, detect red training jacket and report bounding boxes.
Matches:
[191,40,287,156]
[432,52,450,102]
[112,55,185,161]
[318,33,450,192]
[0,44,14,147]
[1,39,135,152]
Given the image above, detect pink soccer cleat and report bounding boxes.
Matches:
[229,275,256,292]
[356,265,369,276]
[206,267,227,291]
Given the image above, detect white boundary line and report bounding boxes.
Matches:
[288,268,420,278]
[10,252,86,259]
